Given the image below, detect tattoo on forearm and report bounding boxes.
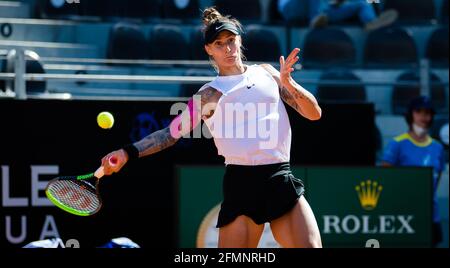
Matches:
[200,88,214,107]
[134,127,177,158]
[199,87,222,120]
[132,88,222,158]
[280,86,302,113]
[281,85,315,112]
[286,79,316,103]
[260,63,319,118]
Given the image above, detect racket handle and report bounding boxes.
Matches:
[94,166,104,179]
[94,156,117,178]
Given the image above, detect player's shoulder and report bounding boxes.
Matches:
[196,85,222,102]
[259,63,278,74]
[393,132,443,150]
[258,64,281,87]
[430,138,444,150]
[393,133,410,143]
[196,82,217,94]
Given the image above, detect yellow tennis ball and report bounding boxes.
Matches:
[97,111,114,129]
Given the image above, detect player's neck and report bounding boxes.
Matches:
[408,130,429,143]
[218,64,246,76]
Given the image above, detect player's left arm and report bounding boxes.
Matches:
[261,48,322,121]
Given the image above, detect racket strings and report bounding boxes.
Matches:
[47,180,100,213]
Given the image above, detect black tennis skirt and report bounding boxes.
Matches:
[216,162,305,228]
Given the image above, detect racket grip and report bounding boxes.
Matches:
[94,166,104,179]
[94,156,117,178]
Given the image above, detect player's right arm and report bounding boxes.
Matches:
[101,87,222,175]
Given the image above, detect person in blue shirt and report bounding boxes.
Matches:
[278,0,397,30]
[382,96,445,247]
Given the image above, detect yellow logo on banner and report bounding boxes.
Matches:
[355,180,382,210]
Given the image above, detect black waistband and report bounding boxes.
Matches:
[225,162,291,178]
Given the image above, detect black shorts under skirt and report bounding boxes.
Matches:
[216,162,305,228]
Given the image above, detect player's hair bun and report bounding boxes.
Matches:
[202,7,223,26]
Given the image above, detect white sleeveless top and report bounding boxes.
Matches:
[198,65,292,166]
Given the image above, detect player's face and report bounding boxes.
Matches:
[412,108,432,129]
[205,31,242,68]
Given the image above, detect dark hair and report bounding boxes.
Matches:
[202,7,243,35]
[201,7,246,71]
[405,96,435,127]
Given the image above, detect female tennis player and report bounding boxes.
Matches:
[99,7,322,248]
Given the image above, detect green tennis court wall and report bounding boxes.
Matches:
[177,166,432,248]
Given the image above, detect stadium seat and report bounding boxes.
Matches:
[82,0,113,18]
[124,0,161,19]
[179,69,216,97]
[213,0,262,21]
[268,0,284,25]
[82,0,127,19]
[442,0,449,24]
[80,0,105,17]
[149,25,189,60]
[383,0,436,24]
[364,27,417,67]
[426,27,449,67]
[1,50,46,94]
[107,22,148,60]
[392,71,447,115]
[0,50,7,93]
[37,0,81,19]
[242,25,281,62]
[84,0,160,20]
[302,28,356,67]
[317,70,366,102]
[162,0,199,20]
[190,26,208,60]
[23,59,46,93]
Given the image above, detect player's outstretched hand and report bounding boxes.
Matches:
[279,48,300,89]
[100,149,128,176]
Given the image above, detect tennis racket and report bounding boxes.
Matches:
[45,157,117,216]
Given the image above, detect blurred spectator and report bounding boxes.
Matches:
[23,238,65,248]
[99,237,140,248]
[381,96,445,247]
[278,0,398,30]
